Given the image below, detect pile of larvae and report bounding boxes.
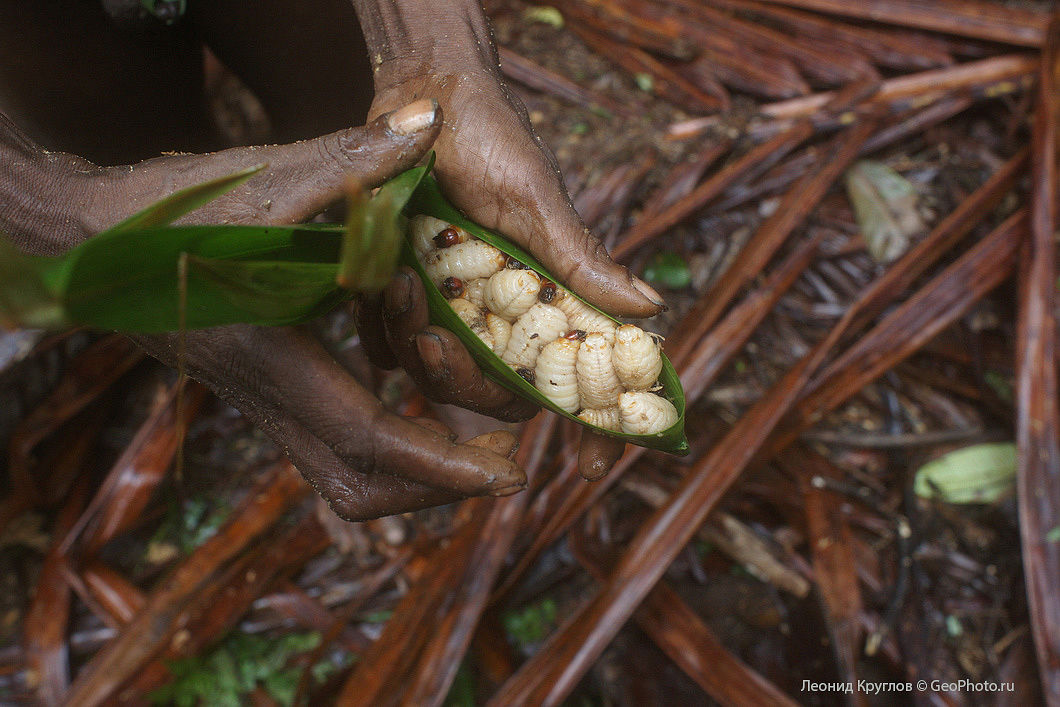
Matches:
[410,215,679,436]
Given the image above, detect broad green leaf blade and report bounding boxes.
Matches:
[402,174,688,455]
[0,237,69,329]
[43,223,347,332]
[339,154,434,292]
[914,442,1016,504]
[104,164,266,234]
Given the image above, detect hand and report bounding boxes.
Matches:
[352,0,664,478]
[2,100,529,520]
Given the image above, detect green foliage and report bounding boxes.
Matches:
[913,442,1017,504]
[0,160,428,333]
[643,251,692,289]
[503,598,558,648]
[150,631,323,707]
[444,662,478,707]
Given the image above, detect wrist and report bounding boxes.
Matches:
[350,0,498,90]
[0,116,100,255]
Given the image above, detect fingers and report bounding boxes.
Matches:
[355,294,398,370]
[414,328,539,422]
[378,267,538,422]
[97,99,442,229]
[578,429,626,481]
[419,90,665,318]
[135,324,526,500]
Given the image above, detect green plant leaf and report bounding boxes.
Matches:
[404,175,688,455]
[38,223,347,332]
[337,154,433,293]
[913,442,1016,504]
[643,251,692,289]
[104,164,265,235]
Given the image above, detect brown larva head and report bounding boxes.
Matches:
[505,256,527,270]
[441,276,465,299]
[516,367,536,385]
[538,280,557,303]
[433,227,462,248]
[564,329,587,341]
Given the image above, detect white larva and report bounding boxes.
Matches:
[461,277,489,309]
[449,298,493,351]
[486,313,511,355]
[578,407,622,432]
[618,392,679,435]
[408,214,450,258]
[534,337,581,413]
[612,324,663,392]
[423,240,506,287]
[576,332,623,409]
[484,269,541,321]
[501,303,568,369]
[554,291,616,343]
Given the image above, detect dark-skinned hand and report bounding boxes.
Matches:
[352,0,667,479]
[2,101,533,520]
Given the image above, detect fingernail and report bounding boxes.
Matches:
[632,276,668,311]
[387,99,439,136]
[415,331,445,369]
[382,271,413,316]
[491,482,527,497]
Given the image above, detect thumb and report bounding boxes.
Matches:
[101,99,443,228]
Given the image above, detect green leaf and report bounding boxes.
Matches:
[105,164,264,234]
[404,175,688,455]
[523,5,564,28]
[41,223,347,332]
[0,238,66,329]
[845,160,924,263]
[643,251,692,289]
[337,154,430,293]
[913,442,1017,504]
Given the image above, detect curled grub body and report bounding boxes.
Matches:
[423,240,506,287]
[534,337,581,413]
[486,313,511,355]
[554,291,617,343]
[618,391,679,435]
[576,332,622,409]
[612,325,663,391]
[449,298,493,351]
[501,303,569,369]
[578,406,622,432]
[484,269,542,321]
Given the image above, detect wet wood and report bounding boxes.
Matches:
[62,462,309,707]
[613,124,808,261]
[498,48,633,118]
[572,536,801,706]
[22,479,89,706]
[669,54,1037,140]
[80,562,146,627]
[68,382,206,557]
[1016,17,1060,704]
[563,0,697,61]
[704,0,954,71]
[751,0,1048,47]
[570,23,727,113]
[781,447,864,699]
[670,0,879,86]
[665,118,876,368]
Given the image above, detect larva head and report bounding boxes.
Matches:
[505,255,527,270]
[442,276,465,299]
[433,226,467,248]
[564,329,587,341]
[516,367,536,385]
[538,280,557,303]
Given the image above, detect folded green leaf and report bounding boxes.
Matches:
[403,175,688,455]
